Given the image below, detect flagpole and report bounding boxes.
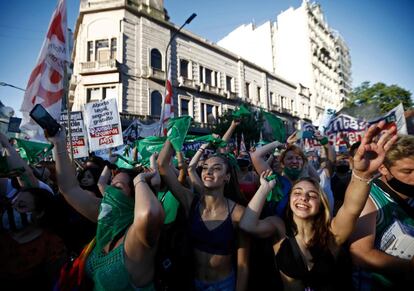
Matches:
[64,28,74,161]
[159,13,197,136]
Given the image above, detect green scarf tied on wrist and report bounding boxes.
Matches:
[96,186,135,251]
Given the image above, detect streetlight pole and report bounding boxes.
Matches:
[160,13,197,135]
[0,82,26,92]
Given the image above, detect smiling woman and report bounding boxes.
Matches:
[240,121,398,290]
[158,139,250,291]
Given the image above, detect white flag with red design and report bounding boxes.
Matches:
[20,0,67,140]
[160,65,174,136]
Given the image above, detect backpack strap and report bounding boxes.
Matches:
[374,179,414,220]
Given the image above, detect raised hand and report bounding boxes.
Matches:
[149,152,161,189]
[287,130,299,145]
[134,168,156,186]
[259,169,277,193]
[45,125,66,145]
[353,121,397,178]
[212,133,221,139]
[231,119,241,127]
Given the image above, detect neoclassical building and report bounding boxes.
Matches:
[70,0,312,133]
[218,0,352,124]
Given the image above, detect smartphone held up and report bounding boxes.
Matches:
[29,104,61,137]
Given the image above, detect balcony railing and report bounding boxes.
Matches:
[226,91,237,99]
[178,76,199,90]
[199,83,226,97]
[80,59,117,74]
[147,67,165,81]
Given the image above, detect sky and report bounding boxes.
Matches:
[1,0,413,118]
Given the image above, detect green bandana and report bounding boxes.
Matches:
[15,138,53,164]
[232,104,251,118]
[136,136,166,166]
[262,111,286,142]
[157,190,179,224]
[283,168,302,181]
[185,135,227,149]
[167,116,192,152]
[96,186,134,251]
[266,175,284,202]
[115,154,138,170]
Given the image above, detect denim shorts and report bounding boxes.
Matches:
[194,271,236,291]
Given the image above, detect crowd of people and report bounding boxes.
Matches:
[0,116,413,291]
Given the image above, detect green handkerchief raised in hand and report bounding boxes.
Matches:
[232,104,251,118]
[167,116,192,152]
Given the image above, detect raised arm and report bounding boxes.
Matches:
[48,128,101,222]
[176,151,188,186]
[250,141,284,175]
[240,169,286,239]
[187,142,208,195]
[158,140,194,214]
[129,170,165,249]
[0,132,38,187]
[314,131,335,176]
[331,121,397,245]
[222,119,240,143]
[97,165,112,196]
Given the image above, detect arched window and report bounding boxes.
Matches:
[151,90,162,117]
[150,48,162,70]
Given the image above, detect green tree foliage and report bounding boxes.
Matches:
[346,81,413,112]
[213,104,263,150]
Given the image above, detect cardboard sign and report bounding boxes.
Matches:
[84,99,123,151]
[368,103,407,135]
[380,220,414,260]
[60,111,89,158]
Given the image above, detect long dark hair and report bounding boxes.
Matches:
[285,177,332,250]
[205,153,247,206]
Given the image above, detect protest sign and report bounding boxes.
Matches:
[324,114,367,150]
[368,103,407,134]
[84,99,123,151]
[60,111,89,158]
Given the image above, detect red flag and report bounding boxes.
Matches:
[160,65,174,136]
[20,0,67,140]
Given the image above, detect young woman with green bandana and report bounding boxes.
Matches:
[48,127,164,291]
[158,139,250,291]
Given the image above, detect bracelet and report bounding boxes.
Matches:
[134,178,146,187]
[352,171,378,185]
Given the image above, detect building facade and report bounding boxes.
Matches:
[70,0,311,134]
[218,0,352,124]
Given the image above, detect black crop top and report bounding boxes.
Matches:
[189,195,236,256]
[275,236,351,291]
